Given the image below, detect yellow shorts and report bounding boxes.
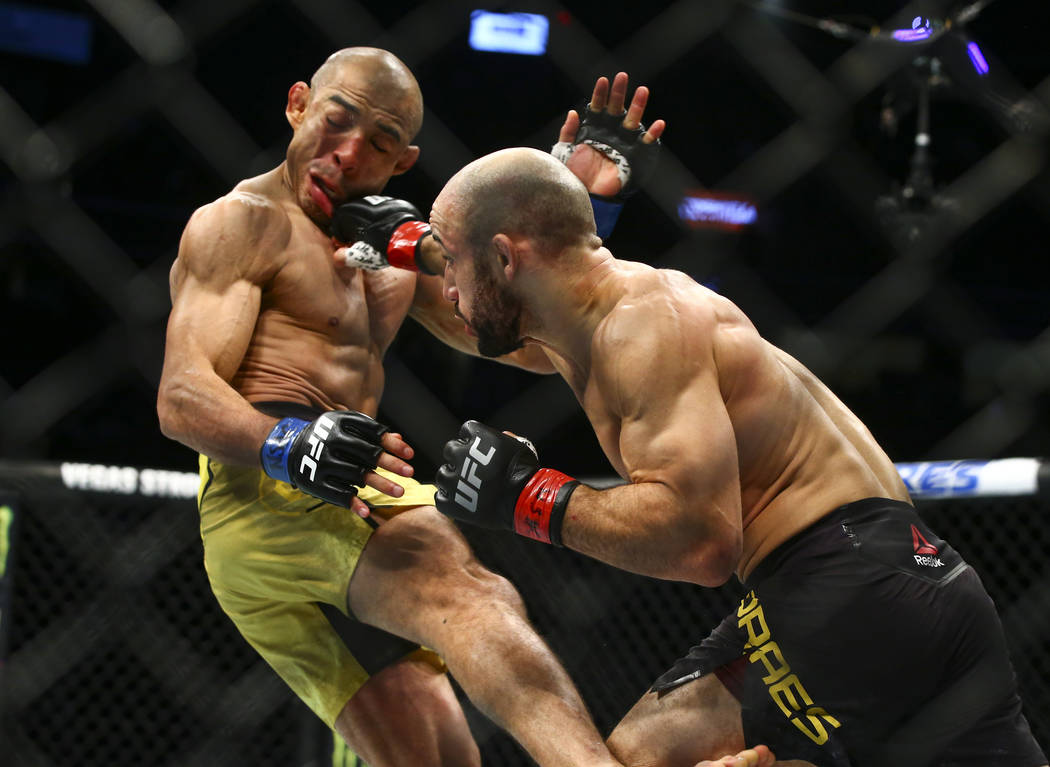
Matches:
[197,454,439,727]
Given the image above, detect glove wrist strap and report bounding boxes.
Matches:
[513,469,579,546]
[388,220,434,273]
[590,196,623,240]
[260,417,310,484]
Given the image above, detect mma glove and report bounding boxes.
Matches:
[435,421,580,546]
[330,195,437,274]
[260,410,390,508]
[551,104,662,239]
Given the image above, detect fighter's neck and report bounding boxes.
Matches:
[234,165,292,201]
[523,250,626,367]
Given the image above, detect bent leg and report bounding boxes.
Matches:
[335,651,479,766]
[348,506,619,767]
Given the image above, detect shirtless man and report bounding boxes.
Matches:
[425,147,1048,766]
[156,45,773,767]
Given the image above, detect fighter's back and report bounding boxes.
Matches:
[697,275,910,577]
[579,260,910,581]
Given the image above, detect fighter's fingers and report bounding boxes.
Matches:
[376,451,413,481]
[693,748,765,767]
[361,467,407,499]
[380,431,415,462]
[642,118,666,144]
[752,745,775,767]
[351,496,373,518]
[558,109,581,143]
[606,71,629,115]
[623,84,649,130]
[588,76,610,112]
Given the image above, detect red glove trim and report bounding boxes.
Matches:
[387,220,431,271]
[514,468,576,544]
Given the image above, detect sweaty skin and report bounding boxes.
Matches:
[159,50,550,508]
[432,147,911,586]
[159,55,690,767]
[159,50,426,495]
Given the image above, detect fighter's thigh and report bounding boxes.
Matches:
[334,652,480,767]
[607,674,745,767]
[347,506,522,644]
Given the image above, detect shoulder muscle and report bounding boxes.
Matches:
[173,192,291,295]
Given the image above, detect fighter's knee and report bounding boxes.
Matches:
[367,506,525,611]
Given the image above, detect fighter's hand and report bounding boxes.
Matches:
[553,71,665,199]
[694,745,776,767]
[330,195,431,272]
[260,410,415,517]
[434,421,579,545]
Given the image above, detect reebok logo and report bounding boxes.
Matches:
[911,524,944,568]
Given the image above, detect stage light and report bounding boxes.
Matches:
[892,16,933,42]
[469,11,549,56]
[678,192,757,231]
[967,41,990,75]
[0,2,92,64]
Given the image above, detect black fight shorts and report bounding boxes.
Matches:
[651,498,1047,767]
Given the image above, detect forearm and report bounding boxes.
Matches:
[157,372,274,466]
[560,482,739,587]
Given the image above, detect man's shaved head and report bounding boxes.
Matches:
[441,147,598,259]
[310,47,423,139]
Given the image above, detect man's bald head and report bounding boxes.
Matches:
[310,47,423,139]
[441,147,598,260]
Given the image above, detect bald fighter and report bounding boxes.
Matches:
[159,47,678,766]
[426,148,1048,766]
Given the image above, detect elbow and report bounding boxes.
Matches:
[156,378,189,443]
[680,526,742,588]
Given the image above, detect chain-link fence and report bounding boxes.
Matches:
[0,461,1046,766]
[2,1,1049,764]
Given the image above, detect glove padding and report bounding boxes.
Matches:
[551,104,661,202]
[435,421,579,545]
[330,195,433,273]
[260,410,389,508]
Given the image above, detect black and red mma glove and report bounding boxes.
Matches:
[330,195,437,274]
[435,421,580,546]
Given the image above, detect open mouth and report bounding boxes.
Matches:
[308,175,337,217]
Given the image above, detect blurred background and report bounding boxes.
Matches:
[1,0,1048,765]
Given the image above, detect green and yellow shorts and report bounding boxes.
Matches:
[198,452,440,727]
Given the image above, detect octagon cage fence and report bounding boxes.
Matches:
[0,457,1047,766]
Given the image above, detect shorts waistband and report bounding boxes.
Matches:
[744,497,917,589]
[252,400,324,421]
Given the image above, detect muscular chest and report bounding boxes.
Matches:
[263,227,415,352]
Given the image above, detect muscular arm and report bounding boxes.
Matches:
[560,303,743,586]
[157,194,288,465]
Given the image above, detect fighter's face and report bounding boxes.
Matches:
[433,206,525,358]
[464,252,525,358]
[285,66,418,225]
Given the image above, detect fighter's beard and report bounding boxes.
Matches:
[471,261,525,358]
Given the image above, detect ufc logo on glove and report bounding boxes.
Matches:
[435,421,580,546]
[297,413,335,482]
[455,436,497,512]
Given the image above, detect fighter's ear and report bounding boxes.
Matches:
[391,144,420,176]
[491,234,518,279]
[286,81,310,129]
